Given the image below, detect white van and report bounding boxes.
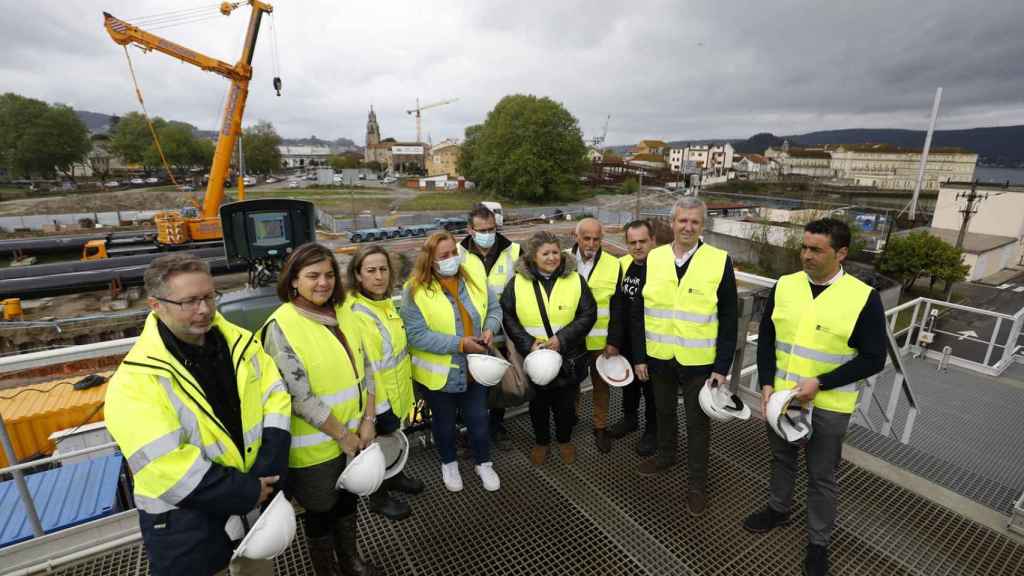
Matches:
[480,201,504,226]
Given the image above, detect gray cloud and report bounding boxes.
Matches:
[2,0,1022,147]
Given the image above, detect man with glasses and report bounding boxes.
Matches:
[105,253,292,576]
[460,203,520,450]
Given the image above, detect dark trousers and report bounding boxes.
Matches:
[767,406,851,546]
[419,382,491,465]
[650,358,710,489]
[620,377,657,434]
[529,383,577,445]
[489,406,506,435]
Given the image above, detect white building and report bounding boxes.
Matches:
[830,145,976,191]
[670,144,734,174]
[929,182,1024,276]
[278,145,332,169]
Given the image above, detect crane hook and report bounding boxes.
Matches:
[273,76,282,96]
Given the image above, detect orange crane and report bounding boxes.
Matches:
[103,1,277,245]
[406,98,458,144]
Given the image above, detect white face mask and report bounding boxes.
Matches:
[473,231,496,249]
[436,255,461,277]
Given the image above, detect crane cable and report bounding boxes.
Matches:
[121,45,202,210]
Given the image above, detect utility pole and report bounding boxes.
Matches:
[349,172,357,232]
[635,169,643,220]
[910,87,943,221]
[946,180,985,300]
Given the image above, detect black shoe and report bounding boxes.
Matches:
[607,414,638,439]
[638,454,676,476]
[743,505,792,534]
[636,432,656,457]
[492,428,513,451]
[593,428,612,453]
[803,544,829,576]
[367,492,411,521]
[386,471,425,495]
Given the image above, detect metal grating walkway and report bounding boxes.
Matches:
[46,390,1024,576]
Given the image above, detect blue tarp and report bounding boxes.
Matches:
[0,453,123,548]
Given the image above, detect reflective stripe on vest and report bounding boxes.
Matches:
[577,250,619,350]
[408,264,489,390]
[348,296,415,421]
[266,302,366,468]
[461,243,521,291]
[513,272,582,342]
[772,271,873,413]
[642,243,726,365]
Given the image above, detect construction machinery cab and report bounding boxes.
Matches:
[218,198,317,331]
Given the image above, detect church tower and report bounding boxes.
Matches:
[366,106,381,148]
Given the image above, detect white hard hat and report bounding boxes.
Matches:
[467,353,511,387]
[595,354,634,388]
[336,442,386,496]
[765,389,813,443]
[232,491,297,560]
[704,381,751,421]
[523,349,562,386]
[698,382,734,422]
[375,429,410,480]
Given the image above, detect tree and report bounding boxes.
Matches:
[878,231,969,292]
[330,152,361,171]
[457,123,482,178]
[460,94,588,201]
[241,120,282,175]
[622,176,640,195]
[0,94,90,178]
[110,112,166,172]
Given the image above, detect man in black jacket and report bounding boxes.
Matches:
[606,220,658,456]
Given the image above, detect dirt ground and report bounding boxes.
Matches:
[0,189,200,216]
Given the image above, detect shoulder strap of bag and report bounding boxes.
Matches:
[532,279,555,338]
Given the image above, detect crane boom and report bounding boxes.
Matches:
[405,97,458,143]
[103,1,274,244]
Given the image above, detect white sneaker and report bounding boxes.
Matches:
[475,462,500,492]
[441,461,463,492]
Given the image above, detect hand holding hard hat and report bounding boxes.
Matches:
[232,491,297,560]
[524,348,562,386]
[698,379,751,422]
[467,353,511,386]
[336,442,386,496]
[765,388,813,443]
[595,354,634,388]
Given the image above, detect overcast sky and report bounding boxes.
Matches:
[4,1,1024,146]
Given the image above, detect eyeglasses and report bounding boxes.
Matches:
[155,291,223,311]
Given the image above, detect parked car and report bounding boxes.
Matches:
[145,177,160,184]
[104,181,120,188]
[129,178,145,185]
[288,180,300,189]
[350,228,383,243]
[358,173,367,180]
[178,184,195,192]
[382,176,398,184]
[265,177,278,184]
[406,224,438,237]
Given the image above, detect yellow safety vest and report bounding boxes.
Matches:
[461,242,521,291]
[343,293,415,422]
[772,271,872,414]
[408,265,489,390]
[265,302,366,468]
[106,313,291,515]
[642,243,727,365]
[513,271,582,341]
[573,249,620,350]
[619,254,634,273]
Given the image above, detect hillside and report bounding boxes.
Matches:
[786,126,1024,166]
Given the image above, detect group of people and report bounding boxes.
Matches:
[105,199,885,576]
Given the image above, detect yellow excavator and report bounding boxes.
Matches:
[103,2,279,245]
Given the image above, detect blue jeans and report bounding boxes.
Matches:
[419,382,491,465]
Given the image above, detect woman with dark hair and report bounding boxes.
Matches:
[399,230,503,493]
[260,242,378,576]
[341,245,424,521]
[501,231,596,465]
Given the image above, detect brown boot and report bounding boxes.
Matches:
[530,445,549,465]
[333,514,379,576]
[307,534,341,576]
[558,443,576,464]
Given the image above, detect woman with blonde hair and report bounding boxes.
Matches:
[399,230,503,493]
[342,245,424,521]
[261,242,378,576]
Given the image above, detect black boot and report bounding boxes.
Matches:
[607,413,638,439]
[636,431,656,457]
[333,513,379,576]
[367,490,411,521]
[307,535,341,576]
[386,471,425,495]
[803,544,829,576]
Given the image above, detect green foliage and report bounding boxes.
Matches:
[111,112,218,175]
[110,112,164,170]
[621,177,640,195]
[460,94,587,202]
[0,93,90,178]
[878,231,969,292]
[365,160,384,173]
[330,153,361,170]
[150,122,204,173]
[241,121,282,174]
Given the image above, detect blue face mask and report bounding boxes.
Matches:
[436,255,461,277]
[473,231,496,249]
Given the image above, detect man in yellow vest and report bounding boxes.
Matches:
[459,203,521,451]
[743,218,885,576]
[105,254,292,576]
[570,217,622,453]
[639,198,737,518]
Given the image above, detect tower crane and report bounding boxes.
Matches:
[103,1,278,245]
[590,114,611,148]
[406,98,458,144]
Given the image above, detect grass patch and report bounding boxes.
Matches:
[397,191,518,212]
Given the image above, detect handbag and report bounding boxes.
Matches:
[489,341,531,407]
[532,280,588,386]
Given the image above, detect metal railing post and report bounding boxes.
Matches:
[903,300,921,353]
[0,414,44,538]
[983,317,1002,367]
[998,314,1023,368]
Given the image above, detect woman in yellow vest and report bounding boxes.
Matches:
[501,231,597,465]
[400,230,503,493]
[260,243,378,576]
[343,245,424,521]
